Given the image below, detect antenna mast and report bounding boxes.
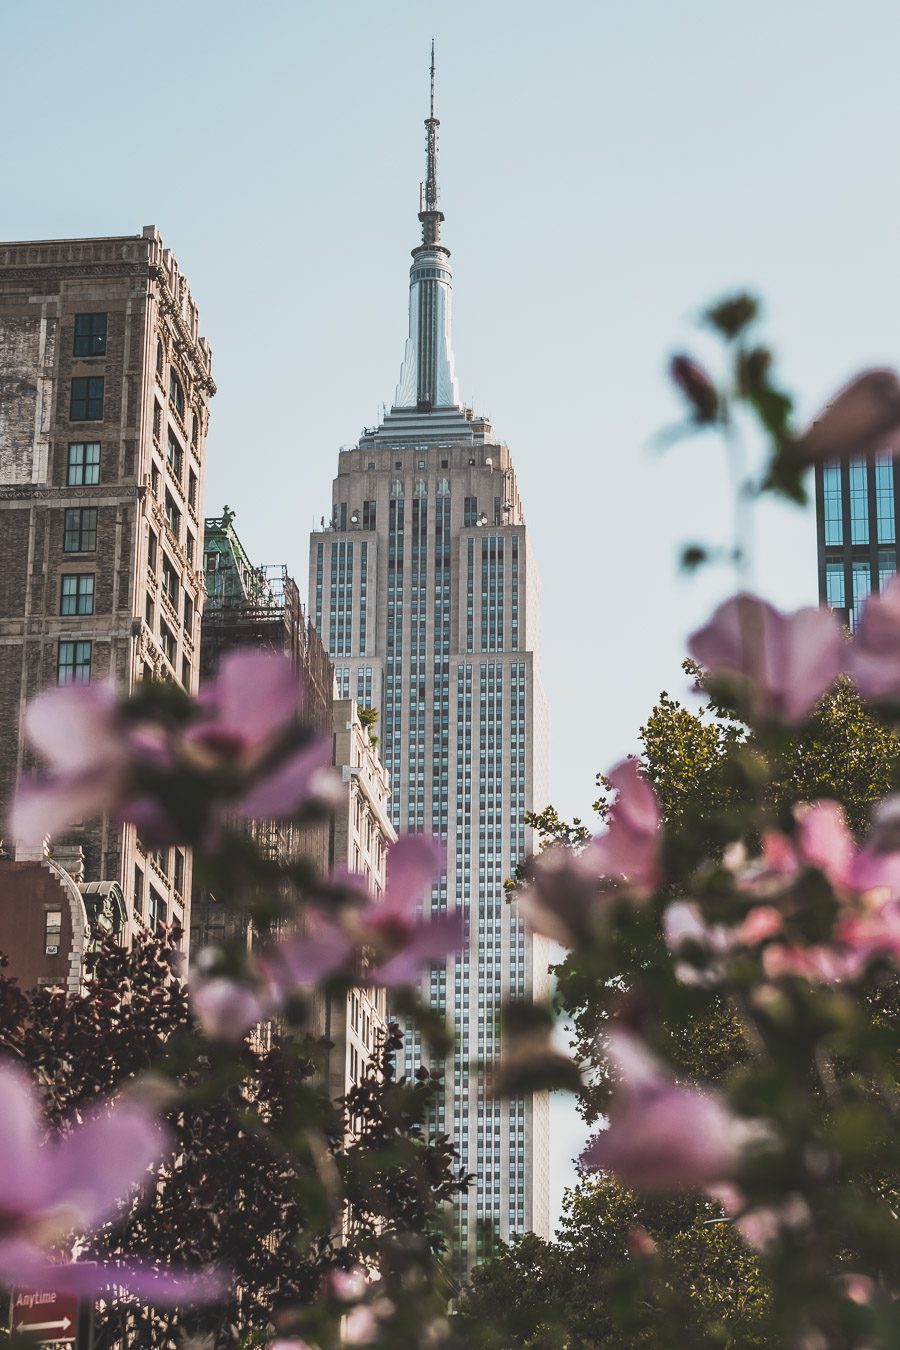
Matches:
[423,39,439,217]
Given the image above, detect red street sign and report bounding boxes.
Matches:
[10,1287,80,1345]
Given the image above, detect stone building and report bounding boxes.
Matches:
[308,65,550,1256]
[0,226,214,976]
[326,698,395,1104]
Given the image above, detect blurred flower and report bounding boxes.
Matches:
[0,1062,224,1302]
[580,1031,756,1189]
[789,368,900,466]
[689,593,843,724]
[848,576,900,700]
[9,683,146,843]
[590,760,662,895]
[260,835,460,994]
[190,975,269,1043]
[329,1265,369,1301]
[10,651,334,847]
[518,760,662,945]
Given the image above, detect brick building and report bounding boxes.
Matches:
[0,226,214,977]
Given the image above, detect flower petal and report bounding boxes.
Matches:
[47,1100,169,1231]
[191,977,266,1043]
[209,651,302,747]
[23,683,122,773]
[0,1243,226,1303]
[9,772,120,844]
[235,738,334,821]
[790,369,900,465]
[259,919,354,993]
[689,594,843,724]
[0,1065,46,1214]
[371,912,465,986]
[381,834,445,918]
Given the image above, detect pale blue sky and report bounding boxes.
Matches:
[6,0,900,1228]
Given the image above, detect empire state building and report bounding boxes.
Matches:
[308,55,550,1256]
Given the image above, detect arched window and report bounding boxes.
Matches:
[169,370,185,420]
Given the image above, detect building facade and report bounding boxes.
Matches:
[0,227,214,961]
[816,453,898,628]
[326,698,394,1105]
[191,509,333,951]
[308,71,550,1256]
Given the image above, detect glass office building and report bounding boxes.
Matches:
[816,454,898,628]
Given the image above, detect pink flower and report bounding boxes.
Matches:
[580,1031,754,1189]
[10,684,137,842]
[260,835,461,993]
[790,369,900,466]
[688,594,843,724]
[849,576,900,700]
[0,1062,224,1302]
[184,651,335,823]
[10,651,334,847]
[518,761,662,945]
[190,975,269,1043]
[588,760,662,895]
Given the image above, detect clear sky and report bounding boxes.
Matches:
[6,0,900,1228]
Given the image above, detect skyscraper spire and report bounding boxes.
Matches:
[420,39,441,238]
[394,43,460,412]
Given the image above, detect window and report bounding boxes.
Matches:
[160,621,176,665]
[186,531,195,564]
[133,865,144,918]
[153,402,162,442]
[850,459,869,545]
[57,640,92,683]
[145,594,155,629]
[464,496,478,526]
[63,507,97,552]
[162,555,178,606]
[60,574,94,616]
[191,412,199,447]
[44,908,63,954]
[67,442,100,486]
[165,491,181,540]
[173,849,185,897]
[876,455,895,544]
[181,654,191,688]
[183,592,194,631]
[879,547,896,592]
[169,370,185,420]
[70,377,104,421]
[155,341,164,377]
[825,464,847,548]
[167,428,183,480]
[188,469,198,511]
[151,462,160,497]
[147,528,158,571]
[73,313,107,357]
[148,888,167,930]
[362,500,376,530]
